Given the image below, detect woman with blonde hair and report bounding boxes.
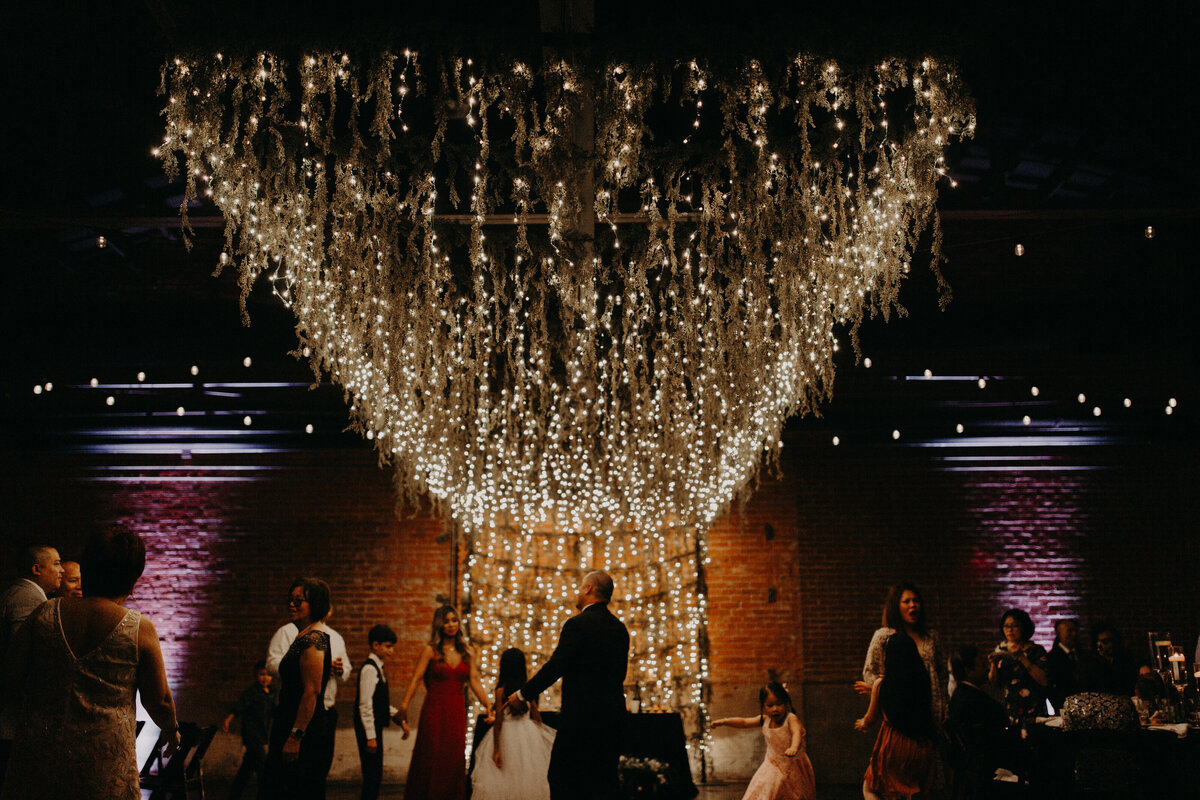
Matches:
[399,605,493,800]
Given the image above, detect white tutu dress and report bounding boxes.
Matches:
[470,707,556,800]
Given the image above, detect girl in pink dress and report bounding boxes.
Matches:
[712,682,816,800]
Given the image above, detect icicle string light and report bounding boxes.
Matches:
[160,50,973,766]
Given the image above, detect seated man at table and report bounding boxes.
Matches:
[948,645,1027,779]
[1078,622,1137,696]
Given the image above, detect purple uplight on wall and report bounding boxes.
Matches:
[958,471,1089,641]
[106,479,229,697]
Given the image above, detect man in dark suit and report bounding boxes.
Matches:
[947,645,1026,782]
[1045,618,1082,712]
[507,570,630,800]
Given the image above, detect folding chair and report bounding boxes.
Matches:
[140,722,217,799]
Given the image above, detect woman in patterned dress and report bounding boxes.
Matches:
[856,584,948,728]
[988,608,1049,733]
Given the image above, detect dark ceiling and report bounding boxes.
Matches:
[1,2,1196,457]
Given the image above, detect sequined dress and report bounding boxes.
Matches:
[1,598,143,800]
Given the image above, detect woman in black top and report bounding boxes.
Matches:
[259,578,333,800]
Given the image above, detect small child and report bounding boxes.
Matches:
[222,660,276,800]
[712,681,816,800]
[470,648,556,800]
[355,624,401,800]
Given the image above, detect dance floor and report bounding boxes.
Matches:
[195,779,864,799]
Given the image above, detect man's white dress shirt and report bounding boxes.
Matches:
[266,622,350,711]
[357,652,398,734]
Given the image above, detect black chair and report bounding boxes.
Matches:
[1063,730,1144,800]
[140,722,218,799]
[946,721,1029,800]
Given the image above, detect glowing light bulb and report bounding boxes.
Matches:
[956,423,964,434]
[977,378,987,389]
[863,357,872,369]
[137,372,146,382]
[1123,398,1132,408]
[43,382,53,392]
[1022,415,1031,425]
[32,385,42,395]
[1092,406,1101,417]
[176,407,186,416]
[1030,386,1039,397]
[190,365,200,376]
[90,378,99,387]
[97,235,107,249]
[243,415,252,426]
[1014,243,1024,256]
[892,429,901,440]
[243,357,253,368]
[1144,226,1155,239]
[1168,398,1177,408]
[831,436,840,446]
[306,423,314,434]
[1076,393,1086,403]
[923,369,932,378]
[1165,406,1174,416]
[105,396,115,406]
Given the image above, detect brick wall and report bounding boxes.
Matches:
[2,436,1196,783]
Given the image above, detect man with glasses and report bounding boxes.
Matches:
[266,579,351,797]
[1079,622,1137,696]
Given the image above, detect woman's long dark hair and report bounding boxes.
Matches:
[496,648,528,699]
[879,633,935,742]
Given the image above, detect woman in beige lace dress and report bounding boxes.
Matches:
[1,527,179,800]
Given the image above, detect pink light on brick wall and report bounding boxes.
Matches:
[105,476,234,694]
[959,471,1089,643]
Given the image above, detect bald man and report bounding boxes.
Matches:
[0,545,64,786]
[509,570,630,800]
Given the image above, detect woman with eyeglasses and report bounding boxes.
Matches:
[258,578,334,799]
[988,608,1049,732]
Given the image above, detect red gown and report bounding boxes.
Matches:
[405,658,470,800]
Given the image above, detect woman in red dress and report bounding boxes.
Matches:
[399,605,493,800]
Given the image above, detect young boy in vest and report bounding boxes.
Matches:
[355,624,399,800]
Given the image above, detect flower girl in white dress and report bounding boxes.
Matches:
[471,648,556,800]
